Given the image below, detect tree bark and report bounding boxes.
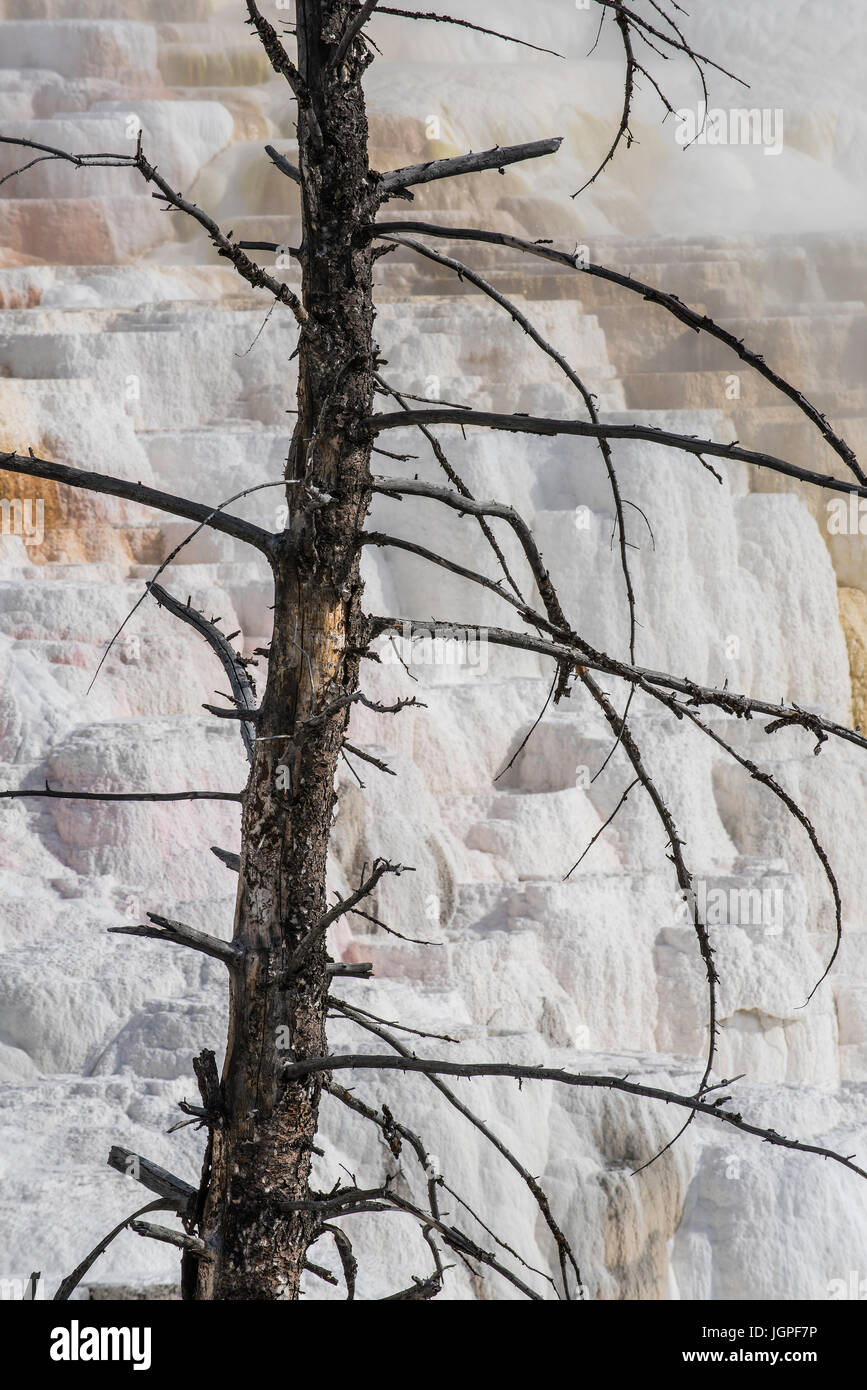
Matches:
[194,0,378,1299]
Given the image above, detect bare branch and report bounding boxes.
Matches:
[84,478,288,696]
[211,846,241,873]
[130,1221,211,1258]
[362,532,540,624]
[321,1223,358,1299]
[579,670,718,1090]
[366,409,867,498]
[369,221,865,483]
[287,1184,545,1299]
[495,671,558,782]
[329,0,381,71]
[327,962,374,978]
[368,614,867,758]
[379,1269,442,1300]
[593,1,746,85]
[378,138,562,195]
[0,785,242,804]
[0,134,305,322]
[370,477,569,633]
[284,1055,867,1181]
[328,997,458,1044]
[245,0,302,93]
[303,689,426,726]
[376,7,565,58]
[283,859,405,977]
[149,583,258,762]
[107,1146,198,1214]
[53,1199,172,1301]
[343,742,395,776]
[380,233,638,658]
[575,8,636,196]
[264,143,302,185]
[332,997,582,1298]
[203,704,262,721]
[109,913,240,968]
[0,450,276,551]
[646,689,843,1003]
[303,1258,340,1286]
[564,777,639,878]
[374,373,526,602]
[336,1077,556,1293]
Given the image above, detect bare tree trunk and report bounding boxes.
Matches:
[4,0,865,1306]
[195,0,377,1300]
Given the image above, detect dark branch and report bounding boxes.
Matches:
[647,689,843,1003]
[321,1223,358,1300]
[294,1184,545,1299]
[284,1055,867,1181]
[374,372,526,602]
[579,670,717,1089]
[329,0,381,70]
[376,7,565,58]
[0,450,276,551]
[109,913,240,968]
[0,134,305,321]
[368,221,864,484]
[362,531,551,630]
[370,477,569,633]
[332,998,581,1297]
[574,8,636,196]
[283,859,404,977]
[246,0,302,93]
[53,1200,172,1301]
[149,582,258,761]
[366,409,867,499]
[327,961,374,978]
[107,1145,198,1214]
[564,777,639,878]
[264,143,302,185]
[369,614,867,758]
[379,233,638,659]
[343,741,396,775]
[0,785,242,803]
[378,138,562,195]
[211,846,241,873]
[130,1221,211,1258]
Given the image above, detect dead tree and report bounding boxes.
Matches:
[1,0,866,1300]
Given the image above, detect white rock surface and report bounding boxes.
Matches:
[0,0,866,1302]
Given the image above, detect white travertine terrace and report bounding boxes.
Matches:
[1,0,866,1299]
